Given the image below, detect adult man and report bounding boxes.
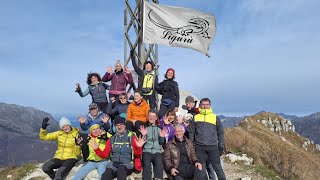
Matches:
[72,123,111,180]
[182,96,199,116]
[189,98,226,180]
[141,110,166,180]
[78,103,112,134]
[164,123,202,180]
[89,116,146,180]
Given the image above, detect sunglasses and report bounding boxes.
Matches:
[119,97,127,100]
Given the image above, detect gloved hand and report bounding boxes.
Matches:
[42,117,50,129]
[218,146,224,156]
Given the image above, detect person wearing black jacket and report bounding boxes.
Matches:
[130,50,158,110]
[157,68,180,118]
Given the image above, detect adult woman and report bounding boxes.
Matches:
[39,117,81,180]
[102,60,133,100]
[126,91,150,136]
[157,68,180,118]
[76,72,110,113]
[107,93,130,118]
[130,50,158,110]
[160,109,185,142]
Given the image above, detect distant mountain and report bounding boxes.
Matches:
[276,112,300,121]
[225,112,320,179]
[291,112,320,144]
[219,115,243,128]
[0,103,59,167]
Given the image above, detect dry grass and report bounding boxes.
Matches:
[0,163,38,180]
[225,113,320,180]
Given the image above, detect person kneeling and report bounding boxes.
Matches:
[163,123,202,180]
[89,116,146,180]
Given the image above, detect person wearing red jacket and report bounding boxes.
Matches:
[89,116,146,180]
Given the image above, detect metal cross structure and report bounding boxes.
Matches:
[123,0,159,70]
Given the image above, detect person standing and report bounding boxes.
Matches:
[130,50,158,110]
[102,60,133,101]
[76,72,110,113]
[157,68,180,118]
[141,110,166,180]
[188,98,226,180]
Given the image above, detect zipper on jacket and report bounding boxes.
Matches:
[61,133,69,159]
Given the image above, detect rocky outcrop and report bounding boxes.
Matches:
[243,112,295,133]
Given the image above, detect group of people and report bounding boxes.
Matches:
[39,51,226,180]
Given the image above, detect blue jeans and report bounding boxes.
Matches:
[72,160,109,180]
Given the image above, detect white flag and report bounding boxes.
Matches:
[143,1,216,56]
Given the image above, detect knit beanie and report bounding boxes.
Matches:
[115,60,123,69]
[59,117,72,129]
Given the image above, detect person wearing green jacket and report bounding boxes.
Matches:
[140,110,166,180]
[39,117,81,180]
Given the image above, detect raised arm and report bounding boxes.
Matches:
[39,129,59,141]
[130,51,143,76]
[93,138,112,159]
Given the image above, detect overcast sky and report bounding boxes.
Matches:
[0,0,319,117]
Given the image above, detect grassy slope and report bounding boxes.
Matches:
[0,164,41,180]
[225,112,320,180]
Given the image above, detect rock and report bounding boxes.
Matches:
[280,136,286,142]
[226,153,253,165]
[241,177,251,180]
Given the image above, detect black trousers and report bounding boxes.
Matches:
[97,102,108,114]
[195,145,226,180]
[126,120,145,137]
[158,101,176,119]
[42,158,75,180]
[142,152,163,180]
[79,133,89,162]
[144,94,157,110]
[101,165,132,180]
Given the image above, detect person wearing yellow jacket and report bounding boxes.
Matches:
[72,123,111,180]
[39,117,81,180]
